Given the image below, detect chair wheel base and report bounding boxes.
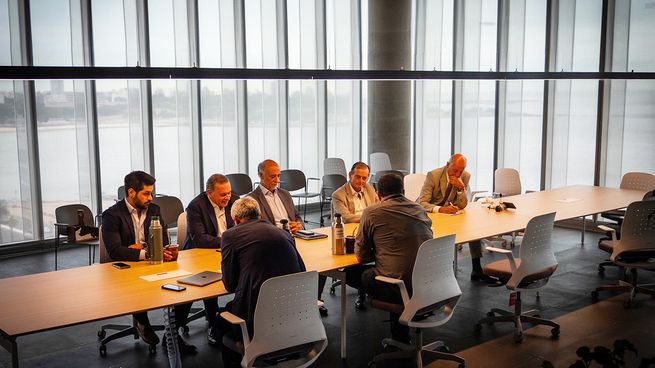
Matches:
[329,287,336,295]
[179,325,190,336]
[473,323,482,334]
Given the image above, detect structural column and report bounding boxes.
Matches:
[367,0,412,171]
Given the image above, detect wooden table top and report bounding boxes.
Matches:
[0,185,645,338]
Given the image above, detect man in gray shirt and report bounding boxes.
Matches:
[347,173,433,343]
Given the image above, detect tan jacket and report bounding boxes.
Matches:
[418,166,470,212]
[331,182,379,223]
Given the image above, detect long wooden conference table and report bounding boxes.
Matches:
[0,185,647,367]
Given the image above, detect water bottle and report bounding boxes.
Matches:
[280,219,291,234]
[331,213,345,255]
[149,216,164,264]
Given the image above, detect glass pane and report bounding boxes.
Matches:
[0,0,10,66]
[92,0,139,66]
[148,0,190,67]
[30,0,73,66]
[461,80,495,192]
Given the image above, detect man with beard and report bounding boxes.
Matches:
[101,171,196,355]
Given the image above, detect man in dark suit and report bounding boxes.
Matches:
[101,171,196,355]
[247,159,328,316]
[218,196,306,367]
[183,173,238,345]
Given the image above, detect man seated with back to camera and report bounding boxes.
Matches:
[418,153,495,282]
[183,173,239,346]
[101,171,196,355]
[217,196,306,367]
[346,173,433,343]
[331,161,379,310]
[247,159,329,317]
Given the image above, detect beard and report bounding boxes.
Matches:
[134,198,150,210]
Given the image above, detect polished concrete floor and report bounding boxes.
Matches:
[1,216,653,368]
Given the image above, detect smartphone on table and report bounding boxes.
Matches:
[112,262,131,269]
[161,284,186,292]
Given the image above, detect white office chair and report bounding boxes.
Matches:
[323,157,348,178]
[403,173,427,202]
[370,235,465,368]
[176,212,187,247]
[370,152,393,174]
[221,271,328,368]
[483,168,523,248]
[475,212,559,343]
[592,200,655,307]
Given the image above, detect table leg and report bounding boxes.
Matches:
[581,215,586,245]
[163,307,182,368]
[340,269,347,360]
[0,332,18,368]
[453,244,458,274]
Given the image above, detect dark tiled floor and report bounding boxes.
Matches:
[1,213,653,368]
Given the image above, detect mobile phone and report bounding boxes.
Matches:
[296,230,314,236]
[112,262,131,269]
[161,284,186,292]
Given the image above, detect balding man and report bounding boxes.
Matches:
[418,154,492,282]
[248,159,329,316]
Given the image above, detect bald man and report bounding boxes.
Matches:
[418,154,493,282]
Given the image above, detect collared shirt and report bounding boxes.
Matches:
[259,184,289,226]
[125,199,147,260]
[350,183,366,216]
[208,194,227,235]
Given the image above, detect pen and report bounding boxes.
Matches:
[156,272,168,276]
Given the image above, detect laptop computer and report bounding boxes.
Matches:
[177,271,222,287]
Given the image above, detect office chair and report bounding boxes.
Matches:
[599,172,655,232]
[475,212,560,343]
[117,185,126,201]
[323,157,348,178]
[369,235,465,368]
[220,271,328,368]
[403,173,427,202]
[592,200,655,308]
[227,173,254,196]
[97,226,164,356]
[279,169,321,223]
[483,168,523,248]
[54,204,99,270]
[319,174,347,226]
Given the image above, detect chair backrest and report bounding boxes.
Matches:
[619,172,655,191]
[614,200,655,257]
[226,173,254,196]
[98,225,110,264]
[494,168,522,197]
[400,234,461,328]
[280,169,307,192]
[245,271,327,368]
[370,152,392,173]
[323,157,347,178]
[55,204,95,236]
[151,195,184,229]
[375,170,404,180]
[117,185,126,201]
[176,212,187,247]
[644,190,655,201]
[510,212,557,289]
[404,173,427,202]
[321,174,347,200]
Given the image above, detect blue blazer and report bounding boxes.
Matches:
[101,200,169,262]
[221,219,306,334]
[247,186,302,225]
[184,191,238,250]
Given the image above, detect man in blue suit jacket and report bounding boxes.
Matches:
[183,173,238,345]
[218,196,306,367]
[101,171,196,355]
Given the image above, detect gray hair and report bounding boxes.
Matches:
[206,174,229,191]
[231,197,261,221]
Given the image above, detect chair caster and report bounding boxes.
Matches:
[513,332,523,343]
[458,364,466,368]
[437,345,451,353]
[99,344,107,357]
[179,325,190,336]
[551,327,560,339]
[598,265,605,275]
[329,286,336,295]
[591,290,599,302]
[474,323,482,334]
[97,329,106,340]
[148,344,157,355]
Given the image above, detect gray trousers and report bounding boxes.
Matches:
[470,240,482,258]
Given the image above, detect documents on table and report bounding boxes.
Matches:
[556,198,582,203]
[140,269,192,282]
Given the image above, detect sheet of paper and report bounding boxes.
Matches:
[140,269,192,282]
[556,198,582,203]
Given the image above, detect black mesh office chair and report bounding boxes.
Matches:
[280,169,321,223]
[54,204,99,270]
[226,173,254,196]
[319,174,347,226]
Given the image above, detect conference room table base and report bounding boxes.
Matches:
[0,331,18,368]
[321,268,348,361]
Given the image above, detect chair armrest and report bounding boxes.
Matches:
[307,177,321,192]
[485,247,518,273]
[470,190,488,202]
[375,275,410,305]
[598,225,617,242]
[220,311,251,346]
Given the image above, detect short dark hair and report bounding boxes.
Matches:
[206,174,229,191]
[349,162,370,174]
[124,171,155,194]
[377,173,404,198]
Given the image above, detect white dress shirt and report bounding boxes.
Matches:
[351,184,366,216]
[259,184,289,226]
[125,199,147,260]
[208,194,227,235]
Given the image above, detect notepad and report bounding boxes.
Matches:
[140,269,192,282]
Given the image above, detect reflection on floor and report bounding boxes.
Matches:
[1,217,653,368]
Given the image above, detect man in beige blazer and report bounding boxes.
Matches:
[418,153,494,282]
[332,162,380,224]
[331,161,379,310]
